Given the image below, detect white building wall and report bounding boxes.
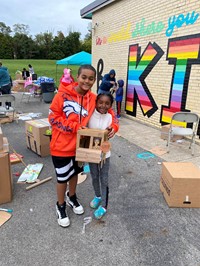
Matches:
[90,0,200,131]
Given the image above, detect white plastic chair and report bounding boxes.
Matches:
[167,112,199,155]
[0,94,16,121]
[20,84,42,103]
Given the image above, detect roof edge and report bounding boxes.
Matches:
[80,0,116,19]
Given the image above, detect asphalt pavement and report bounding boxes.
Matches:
[0,92,200,266]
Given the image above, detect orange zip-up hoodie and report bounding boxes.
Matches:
[48,82,119,157]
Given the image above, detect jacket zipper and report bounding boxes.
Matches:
[80,96,83,124]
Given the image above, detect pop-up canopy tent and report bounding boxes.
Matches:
[56,51,91,65]
[56,51,92,82]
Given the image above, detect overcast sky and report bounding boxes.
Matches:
[1,0,93,39]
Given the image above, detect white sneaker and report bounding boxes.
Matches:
[66,191,84,215]
[56,202,70,227]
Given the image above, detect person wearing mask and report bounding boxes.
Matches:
[98,69,117,94]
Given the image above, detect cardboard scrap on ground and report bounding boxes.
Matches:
[0,115,13,124]
[78,172,87,184]
[149,146,168,156]
[17,163,43,183]
[0,211,12,227]
[10,153,23,165]
[17,112,42,121]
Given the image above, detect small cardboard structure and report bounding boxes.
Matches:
[25,118,51,157]
[160,124,183,142]
[75,128,109,164]
[0,138,12,204]
[160,162,200,208]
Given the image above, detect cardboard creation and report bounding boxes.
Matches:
[160,162,200,208]
[75,128,109,164]
[0,138,12,204]
[160,124,183,142]
[25,118,51,157]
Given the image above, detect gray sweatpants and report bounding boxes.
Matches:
[89,158,110,208]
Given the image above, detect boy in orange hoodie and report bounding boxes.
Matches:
[49,65,119,227]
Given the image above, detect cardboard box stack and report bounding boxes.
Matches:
[0,127,13,204]
[160,162,200,208]
[25,118,51,157]
[160,124,183,142]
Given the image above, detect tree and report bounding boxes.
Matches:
[81,30,92,53]
[0,22,12,35]
[0,33,13,58]
[13,23,30,35]
[13,33,35,59]
[63,31,81,57]
[48,36,65,59]
[34,32,54,59]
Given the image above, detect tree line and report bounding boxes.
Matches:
[0,22,92,60]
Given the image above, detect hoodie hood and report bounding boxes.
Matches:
[109,69,116,76]
[117,79,124,87]
[58,82,77,95]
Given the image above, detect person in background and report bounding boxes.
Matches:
[98,69,117,94]
[48,64,119,228]
[0,66,12,95]
[115,79,124,118]
[88,93,114,219]
[28,64,34,75]
[22,68,30,80]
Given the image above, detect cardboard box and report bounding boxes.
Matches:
[160,124,183,142]
[160,162,200,207]
[25,118,51,157]
[12,82,29,92]
[0,138,12,204]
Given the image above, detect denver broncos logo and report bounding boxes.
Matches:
[63,100,88,118]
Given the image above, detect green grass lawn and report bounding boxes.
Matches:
[1,59,79,87]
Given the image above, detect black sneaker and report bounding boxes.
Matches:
[66,191,84,215]
[56,201,70,227]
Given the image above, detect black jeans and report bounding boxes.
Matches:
[0,83,12,107]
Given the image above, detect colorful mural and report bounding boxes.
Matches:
[123,33,200,136]
[125,42,164,117]
[95,9,200,137]
[161,34,200,124]
[95,11,199,45]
